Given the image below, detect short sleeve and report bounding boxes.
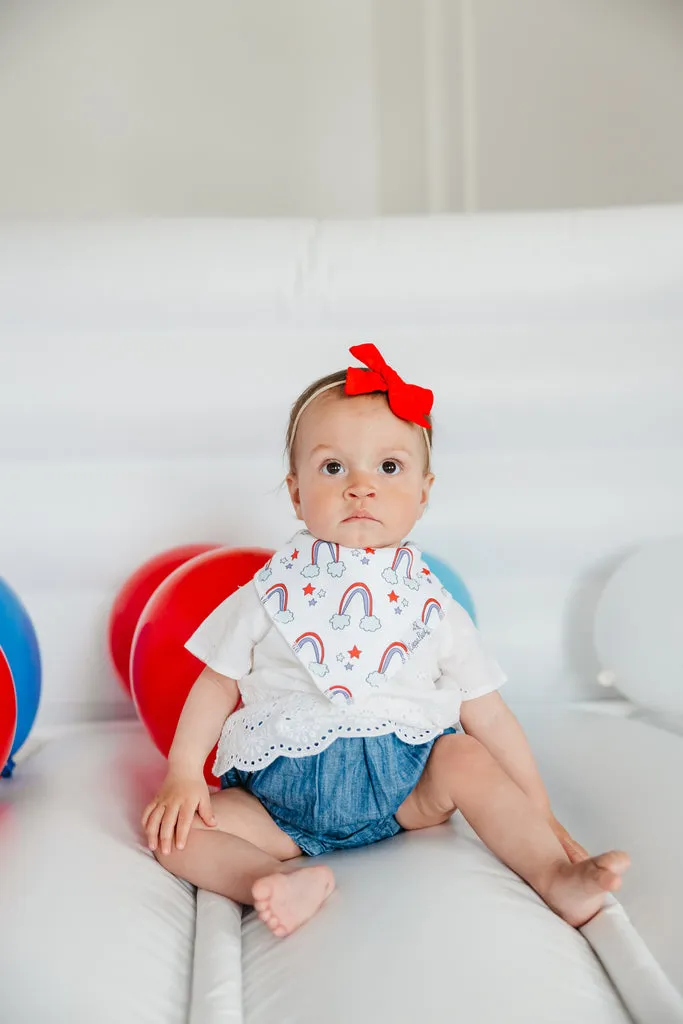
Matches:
[436,600,507,701]
[184,582,269,680]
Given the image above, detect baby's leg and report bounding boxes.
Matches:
[153,788,334,938]
[396,733,629,928]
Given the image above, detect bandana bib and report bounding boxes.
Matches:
[253,529,452,707]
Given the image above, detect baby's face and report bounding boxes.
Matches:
[286,392,434,548]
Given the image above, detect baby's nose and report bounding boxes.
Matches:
[345,475,377,497]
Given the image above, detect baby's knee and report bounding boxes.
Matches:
[153,844,181,873]
[152,822,205,872]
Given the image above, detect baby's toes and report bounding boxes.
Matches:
[602,868,623,893]
[261,910,283,935]
[252,879,272,904]
[594,851,630,889]
[597,851,630,872]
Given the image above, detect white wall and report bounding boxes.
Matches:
[1,0,682,216]
[471,0,683,211]
[0,1,380,217]
[2,209,683,727]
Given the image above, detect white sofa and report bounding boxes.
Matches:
[1,208,683,1021]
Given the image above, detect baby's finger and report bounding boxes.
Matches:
[141,799,161,830]
[175,803,197,851]
[198,795,216,828]
[145,803,167,851]
[159,804,181,855]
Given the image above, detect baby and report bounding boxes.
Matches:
[143,343,629,939]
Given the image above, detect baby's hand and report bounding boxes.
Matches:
[142,769,217,855]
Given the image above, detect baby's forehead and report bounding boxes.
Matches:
[305,393,421,448]
[311,390,397,424]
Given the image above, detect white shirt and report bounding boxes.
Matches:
[185,580,507,776]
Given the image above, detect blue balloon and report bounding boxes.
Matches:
[422,552,477,625]
[0,578,41,777]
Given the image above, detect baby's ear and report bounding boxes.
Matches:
[416,473,434,518]
[286,472,302,515]
[421,471,435,503]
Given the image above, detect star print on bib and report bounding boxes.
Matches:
[253,529,452,706]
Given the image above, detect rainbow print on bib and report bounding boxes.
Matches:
[261,583,294,623]
[300,538,345,579]
[382,545,420,590]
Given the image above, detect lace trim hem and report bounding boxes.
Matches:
[212,719,444,776]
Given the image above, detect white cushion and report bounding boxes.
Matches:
[1,707,682,1023]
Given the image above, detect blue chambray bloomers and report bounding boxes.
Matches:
[220,726,457,856]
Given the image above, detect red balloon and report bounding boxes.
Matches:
[108,544,219,695]
[131,547,272,785]
[0,647,17,777]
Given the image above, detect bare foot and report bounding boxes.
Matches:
[542,851,631,928]
[252,865,336,938]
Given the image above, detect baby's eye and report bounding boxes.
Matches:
[321,460,345,476]
[380,460,402,475]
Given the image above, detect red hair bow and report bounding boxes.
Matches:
[345,344,433,429]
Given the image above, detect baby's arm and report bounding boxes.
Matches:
[142,667,239,854]
[168,666,240,777]
[459,692,589,862]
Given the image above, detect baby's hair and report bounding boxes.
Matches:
[284,368,433,475]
